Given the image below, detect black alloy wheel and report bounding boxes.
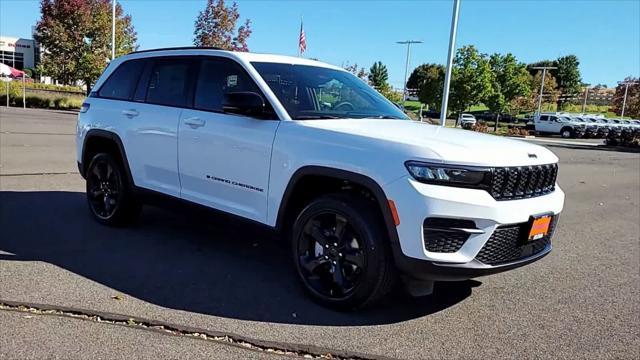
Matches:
[291,193,396,310]
[297,212,366,299]
[86,153,141,226]
[87,157,122,219]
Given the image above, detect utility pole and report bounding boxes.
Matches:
[111,0,116,60]
[439,0,460,127]
[532,66,557,115]
[396,40,422,107]
[581,84,590,113]
[618,80,639,120]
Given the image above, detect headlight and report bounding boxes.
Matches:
[405,161,491,188]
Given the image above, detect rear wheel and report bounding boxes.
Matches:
[86,153,141,226]
[560,127,574,139]
[291,193,396,310]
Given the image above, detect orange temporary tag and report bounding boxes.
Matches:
[528,216,551,240]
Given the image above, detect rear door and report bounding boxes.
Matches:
[177,57,280,223]
[121,57,194,197]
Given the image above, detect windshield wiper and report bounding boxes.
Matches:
[294,115,342,120]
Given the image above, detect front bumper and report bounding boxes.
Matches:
[383,176,564,280]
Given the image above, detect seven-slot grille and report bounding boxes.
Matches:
[490,164,558,200]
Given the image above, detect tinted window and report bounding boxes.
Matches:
[194,58,261,112]
[252,62,408,120]
[98,60,145,100]
[146,59,190,107]
[539,115,549,121]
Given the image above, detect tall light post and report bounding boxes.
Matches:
[581,84,590,113]
[532,66,557,115]
[111,0,116,60]
[439,0,460,127]
[396,40,422,106]
[618,80,639,120]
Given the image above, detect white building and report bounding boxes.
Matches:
[0,36,39,71]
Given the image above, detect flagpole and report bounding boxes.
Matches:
[298,16,303,57]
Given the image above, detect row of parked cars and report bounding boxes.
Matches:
[531,112,640,140]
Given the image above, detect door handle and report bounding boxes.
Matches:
[184,117,205,128]
[121,109,139,118]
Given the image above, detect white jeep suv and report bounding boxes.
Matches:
[77,48,565,309]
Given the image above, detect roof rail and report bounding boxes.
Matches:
[129,46,225,55]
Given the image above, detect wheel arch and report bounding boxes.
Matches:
[560,126,574,134]
[81,129,134,187]
[275,166,401,247]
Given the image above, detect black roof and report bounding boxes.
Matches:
[129,46,224,55]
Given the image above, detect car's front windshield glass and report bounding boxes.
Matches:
[251,62,409,120]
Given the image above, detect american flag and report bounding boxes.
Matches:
[298,20,306,56]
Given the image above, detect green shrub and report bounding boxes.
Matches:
[1,85,83,110]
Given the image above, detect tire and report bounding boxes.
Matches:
[85,152,141,226]
[291,192,397,310]
[560,127,574,139]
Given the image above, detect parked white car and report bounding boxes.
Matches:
[458,113,477,127]
[77,47,564,309]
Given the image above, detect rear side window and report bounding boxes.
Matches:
[539,115,549,121]
[146,59,190,107]
[98,60,145,100]
[194,58,261,112]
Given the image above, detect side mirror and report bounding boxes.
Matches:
[222,91,269,118]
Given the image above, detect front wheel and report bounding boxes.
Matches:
[291,193,396,310]
[86,153,141,226]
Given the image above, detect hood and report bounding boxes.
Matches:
[299,119,558,166]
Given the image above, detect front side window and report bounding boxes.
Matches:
[98,59,145,100]
[251,62,408,120]
[146,59,190,107]
[194,58,262,112]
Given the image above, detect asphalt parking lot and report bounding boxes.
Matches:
[1,107,639,359]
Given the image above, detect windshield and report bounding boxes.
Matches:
[251,62,408,120]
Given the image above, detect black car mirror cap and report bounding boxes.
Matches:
[222,91,270,119]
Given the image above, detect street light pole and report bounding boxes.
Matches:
[396,40,422,106]
[581,85,590,113]
[439,0,460,127]
[111,0,116,60]
[618,81,639,120]
[532,66,557,115]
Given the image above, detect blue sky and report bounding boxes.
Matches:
[1,0,639,88]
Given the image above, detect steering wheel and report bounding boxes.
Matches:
[333,101,355,112]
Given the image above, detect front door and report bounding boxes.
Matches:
[178,57,280,223]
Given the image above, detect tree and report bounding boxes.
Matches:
[526,60,555,77]
[485,53,532,129]
[554,55,582,109]
[377,84,402,103]
[368,61,389,89]
[488,53,531,108]
[407,63,444,110]
[611,77,640,118]
[527,56,582,110]
[449,45,493,117]
[193,0,251,51]
[343,62,368,81]
[356,67,368,81]
[530,70,560,111]
[35,0,138,91]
